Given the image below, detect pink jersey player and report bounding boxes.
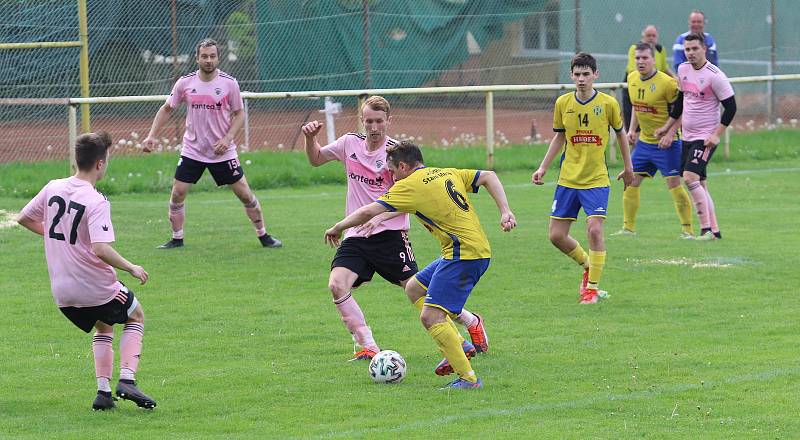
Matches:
[320,133,409,239]
[17,131,156,410]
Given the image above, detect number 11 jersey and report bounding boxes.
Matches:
[553,90,623,189]
[21,176,121,307]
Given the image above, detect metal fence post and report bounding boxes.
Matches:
[485,91,494,170]
[68,104,78,173]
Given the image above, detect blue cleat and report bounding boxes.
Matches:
[434,340,476,376]
[440,377,483,390]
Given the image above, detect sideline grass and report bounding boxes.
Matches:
[0,158,798,438]
[1,129,797,198]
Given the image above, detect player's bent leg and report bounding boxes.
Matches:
[701,181,721,238]
[230,177,282,247]
[158,180,191,249]
[421,306,479,386]
[548,218,578,254]
[666,176,694,237]
[329,267,378,358]
[113,304,156,409]
[583,217,606,304]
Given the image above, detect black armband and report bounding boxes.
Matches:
[720,96,737,126]
[669,91,684,119]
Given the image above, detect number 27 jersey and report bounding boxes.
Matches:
[21,176,122,308]
[553,91,623,189]
[377,167,489,260]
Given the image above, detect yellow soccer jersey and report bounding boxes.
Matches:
[377,167,490,260]
[627,70,679,144]
[553,90,623,189]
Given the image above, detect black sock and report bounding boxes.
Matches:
[119,379,135,385]
[701,227,712,235]
[97,390,112,397]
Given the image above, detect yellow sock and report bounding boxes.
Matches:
[566,243,589,268]
[622,186,641,232]
[670,186,694,234]
[587,250,606,290]
[414,297,464,343]
[427,322,477,382]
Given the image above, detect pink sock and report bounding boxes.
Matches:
[169,202,185,239]
[119,323,144,381]
[456,309,479,328]
[705,188,719,232]
[334,293,378,352]
[687,181,710,229]
[92,332,114,389]
[244,197,267,237]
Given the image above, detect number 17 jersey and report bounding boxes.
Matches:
[553,90,623,189]
[377,167,489,260]
[21,176,122,308]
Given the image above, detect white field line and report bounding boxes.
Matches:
[107,166,800,207]
[0,210,18,229]
[317,366,800,439]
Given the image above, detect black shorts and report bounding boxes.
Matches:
[331,230,419,288]
[59,285,138,333]
[681,139,716,180]
[175,155,244,186]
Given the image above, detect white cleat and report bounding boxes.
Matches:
[611,229,637,237]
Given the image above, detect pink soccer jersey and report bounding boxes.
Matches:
[320,133,410,238]
[21,177,122,308]
[678,62,735,141]
[166,70,243,163]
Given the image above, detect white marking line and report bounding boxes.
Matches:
[506,166,800,189]
[320,367,800,438]
[628,257,735,269]
[0,210,19,229]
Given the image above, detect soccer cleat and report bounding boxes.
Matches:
[695,231,716,241]
[679,232,695,240]
[611,229,637,236]
[92,391,116,411]
[579,288,599,304]
[259,234,283,248]
[115,380,157,409]
[157,238,183,249]
[440,377,483,390]
[467,314,489,353]
[349,348,377,361]
[713,231,722,240]
[434,340,477,376]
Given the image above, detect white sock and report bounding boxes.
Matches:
[456,309,479,328]
[97,377,111,392]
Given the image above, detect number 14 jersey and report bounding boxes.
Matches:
[553,90,623,189]
[377,167,489,260]
[21,176,121,307]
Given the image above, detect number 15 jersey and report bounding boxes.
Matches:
[21,176,122,308]
[553,90,623,189]
[377,167,489,260]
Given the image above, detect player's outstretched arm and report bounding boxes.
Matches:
[476,171,516,232]
[302,121,337,166]
[16,214,44,236]
[91,242,149,285]
[354,211,405,237]
[142,104,174,153]
[324,202,389,247]
[531,132,566,185]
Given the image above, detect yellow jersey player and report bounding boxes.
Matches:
[532,52,634,304]
[613,42,694,238]
[324,141,516,389]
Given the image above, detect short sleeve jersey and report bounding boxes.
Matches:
[166,70,243,163]
[627,70,680,143]
[320,133,409,239]
[677,61,734,141]
[553,91,623,189]
[21,177,122,308]
[377,167,489,260]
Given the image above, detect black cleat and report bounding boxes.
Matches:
[115,380,157,409]
[92,390,117,411]
[259,234,282,248]
[157,238,184,249]
[713,231,722,239]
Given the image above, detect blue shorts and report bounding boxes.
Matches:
[551,185,609,220]
[632,139,682,178]
[413,257,490,315]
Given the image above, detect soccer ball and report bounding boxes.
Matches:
[368,350,407,384]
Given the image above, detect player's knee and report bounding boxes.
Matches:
[171,189,187,203]
[587,224,604,242]
[328,279,350,299]
[127,304,144,323]
[548,230,565,246]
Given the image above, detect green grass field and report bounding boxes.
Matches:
[0,137,799,438]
